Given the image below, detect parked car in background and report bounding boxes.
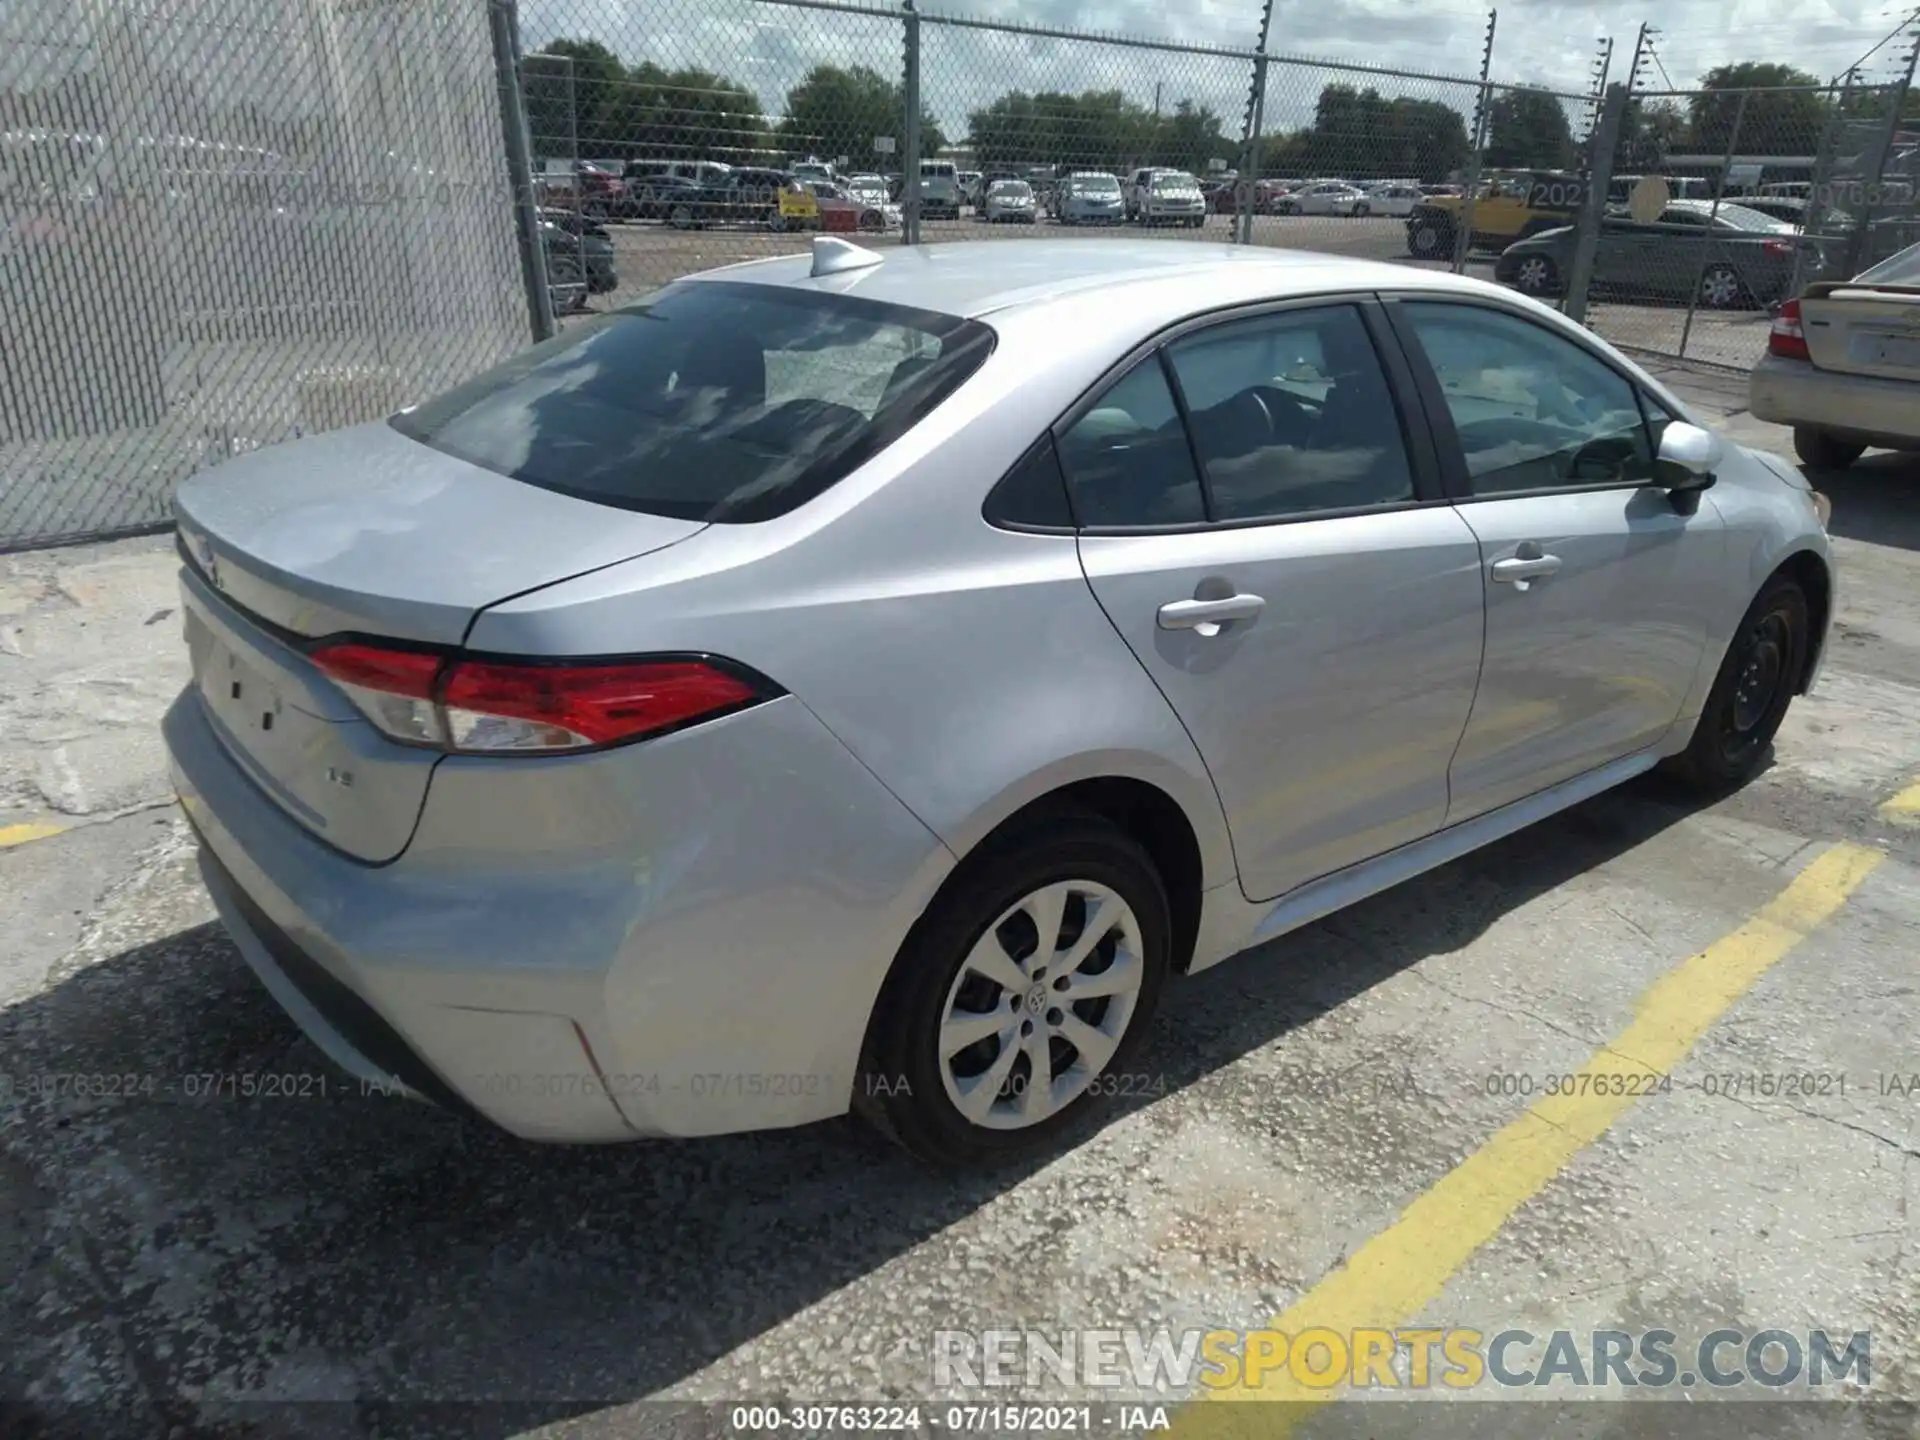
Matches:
[1135,171,1206,227]
[789,160,836,187]
[571,160,626,220]
[919,159,964,220]
[1407,170,1589,259]
[809,179,899,232]
[166,237,1835,1168]
[1736,195,1812,228]
[1053,172,1126,225]
[1494,199,1831,309]
[664,168,818,231]
[1123,167,1181,220]
[536,207,616,309]
[959,171,984,206]
[620,171,702,221]
[1365,182,1424,218]
[1750,239,1920,468]
[984,178,1039,223]
[1277,181,1373,217]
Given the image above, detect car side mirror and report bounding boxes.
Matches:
[1652,420,1722,512]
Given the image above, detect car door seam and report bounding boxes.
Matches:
[1071,537,1247,890]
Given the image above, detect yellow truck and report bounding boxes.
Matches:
[1405,170,1591,260]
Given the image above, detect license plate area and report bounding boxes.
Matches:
[1865,333,1920,371]
[185,603,339,796]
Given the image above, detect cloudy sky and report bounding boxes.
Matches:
[520,0,1919,138]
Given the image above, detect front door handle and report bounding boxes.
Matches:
[1157,593,1266,632]
[1490,544,1562,589]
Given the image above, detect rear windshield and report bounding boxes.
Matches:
[1857,240,1920,285]
[389,282,995,523]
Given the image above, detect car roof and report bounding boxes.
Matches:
[689,239,1487,321]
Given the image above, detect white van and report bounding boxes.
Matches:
[918,159,961,220]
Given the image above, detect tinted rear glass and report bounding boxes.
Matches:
[390,282,995,523]
[1858,240,1920,285]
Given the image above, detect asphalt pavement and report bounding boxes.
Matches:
[4,317,1920,1438]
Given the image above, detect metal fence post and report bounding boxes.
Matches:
[489,0,555,342]
[1237,56,1270,245]
[1451,9,1497,274]
[1676,87,1747,360]
[1235,0,1276,246]
[1563,80,1628,328]
[902,0,922,245]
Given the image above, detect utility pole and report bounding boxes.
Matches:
[1451,9,1496,274]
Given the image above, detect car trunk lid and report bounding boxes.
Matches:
[1798,280,1920,380]
[174,420,706,646]
[173,421,706,861]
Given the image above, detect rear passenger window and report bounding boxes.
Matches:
[1057,359,1206,528]
[1163,305,1415,520]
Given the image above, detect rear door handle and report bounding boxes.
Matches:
[1157,594,1266,632]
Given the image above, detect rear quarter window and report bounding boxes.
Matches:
[389,283,994,523]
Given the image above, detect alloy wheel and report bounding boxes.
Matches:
[936,879,1145,1131]
[1700,265,1742,309]
[1516,256,1553,292]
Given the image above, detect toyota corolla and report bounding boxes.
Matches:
[165,238,1835,1168]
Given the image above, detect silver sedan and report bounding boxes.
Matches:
[166,238,1835,1168]
[984,179,1039,223]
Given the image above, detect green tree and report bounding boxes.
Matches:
[522,39,628,157]
[1484,88,1576,170]
[780,65,945,172]
[1613,98,1689,173]
[616,63,770,163]
[521,40,769,163]
[1264,84,1469,182]
[1689,63,1829,157]
[967,88,1234,173]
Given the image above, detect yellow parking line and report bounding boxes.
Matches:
[0,822,68,849]
[1879,779,1920,827]
[1174,840,1883,1437]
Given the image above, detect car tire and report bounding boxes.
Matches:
[1408,219,1451,257]
[1665,574,1809,793]
[1698,262,1747,310]
[1793,427,1866,471]
[856,807,1172,1170]
[668,203,694,230]
[1512,253,1560,295]
[859,209,883,232]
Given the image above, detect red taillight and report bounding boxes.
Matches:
[310,642,441,698]
[307,642,768,754]
[1769,298,1810,361]
[1762,238,1795,258]
[441,659,763,751]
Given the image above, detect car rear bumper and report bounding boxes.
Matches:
[1749,352,1920,449]
[165,684,954,1142]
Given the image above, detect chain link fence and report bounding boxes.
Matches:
[1562,79,1919,371]
[1,0,526,550]
[5,0,1916,547]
